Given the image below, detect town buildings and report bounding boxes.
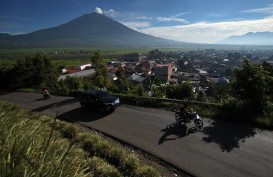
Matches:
[58,49,273,96]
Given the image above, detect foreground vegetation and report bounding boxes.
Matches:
[0,100,161,177]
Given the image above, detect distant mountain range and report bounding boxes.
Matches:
[0,12,187,48]
[218,32,273,45]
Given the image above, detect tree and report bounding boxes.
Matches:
[62,76,84,91]
[165,82,194,100]
[177,57,194,72]
[56,79,70,95]
[145,78,166,98]
[91,51,102,67]
[91,51,112,90]
[231,60,273,116]
[206,82,231,101]
[0,64,13,90]
[227,52,241,61]
[115,67,125,81]
[133,84,146,96]
[197,90,207,102]
[147,49,163,59]
[11,54,57,89]
[94,64,111,89]
[152,86,165,98]
[180,82,194,100]
[165,85,177,99]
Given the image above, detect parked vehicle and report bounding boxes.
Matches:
[79,90,120,113]
[175,110,203,128]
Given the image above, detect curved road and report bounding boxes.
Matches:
[1,92,273,177]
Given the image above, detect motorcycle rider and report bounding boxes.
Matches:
[179,103,193,122]
[42,88,50,98]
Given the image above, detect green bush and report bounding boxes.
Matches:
[93,139,113,158]
[59,123,78,140]
[116,94,165,108]
[107,146,126,166]
[120,153,140,176]
[254,116,273,129]
[81,136,99,156]
[115,93,220,119]
[87,157,122,177]
[136,166,161,177]
[56,80,70,96]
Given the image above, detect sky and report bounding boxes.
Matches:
[1,0,273,44]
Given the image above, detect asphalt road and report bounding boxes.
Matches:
[1,92,273,177]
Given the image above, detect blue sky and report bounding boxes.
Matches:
[1,0,273,43]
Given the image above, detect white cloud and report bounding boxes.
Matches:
[137,16,153,20]
[95,7,118,17]
[95,7,117,17]
[104,9,117,17]
[241,4,273,14]
[155,12,189,23]
[172,12,190,18]
[95,7,103,14]
[156,17,188,23]
[122,21,151,30]
[139,17,273,43]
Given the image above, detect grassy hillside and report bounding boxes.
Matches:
[0,100,162,177]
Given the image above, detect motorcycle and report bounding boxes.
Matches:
[175,110,203,128]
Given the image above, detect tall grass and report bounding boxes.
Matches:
[0,100,162,177]
[0,101,90,177]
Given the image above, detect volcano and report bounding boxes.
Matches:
[0,12,185,48]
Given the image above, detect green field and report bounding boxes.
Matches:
[0,46,219,61]
[0,47,187,68]
[0,47,149,67]
[1,45,272,68]
[0,47,151,59]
